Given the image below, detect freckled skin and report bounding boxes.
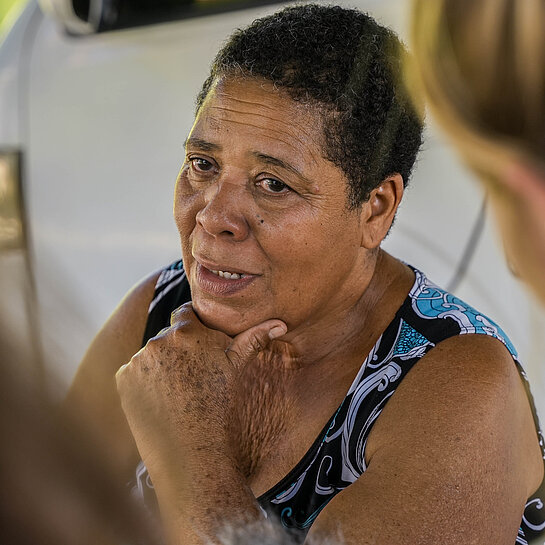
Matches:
[229,345,294,479]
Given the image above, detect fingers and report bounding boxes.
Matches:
[225,319,287,369]
[115,344,146,389]
[170,302,196,326]
[167,301,288,369]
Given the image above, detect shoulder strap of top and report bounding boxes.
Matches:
[402,267,518,355]
[141,260,191,347]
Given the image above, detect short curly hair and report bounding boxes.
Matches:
[196,3,424,207]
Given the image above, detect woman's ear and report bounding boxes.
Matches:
[359,173,404,249]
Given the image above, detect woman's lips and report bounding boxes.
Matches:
[195,262,258,296]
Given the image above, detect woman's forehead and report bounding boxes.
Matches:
[190,77,327,162]
[206,76,313,110]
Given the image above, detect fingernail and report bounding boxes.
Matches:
[269,325,286,340]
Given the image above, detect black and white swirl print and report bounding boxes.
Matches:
[132,261,545,545]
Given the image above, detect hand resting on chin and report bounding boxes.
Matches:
[116,302,288,545]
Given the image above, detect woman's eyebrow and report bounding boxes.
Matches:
[183,140,312,185]
[183,137,221,152]
[252,152,310,184]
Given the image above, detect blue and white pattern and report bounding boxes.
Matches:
[132,261,545,544]
[410,269,517,355]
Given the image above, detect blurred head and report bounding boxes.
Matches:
[410,0,545,303]
[174,4,423,334]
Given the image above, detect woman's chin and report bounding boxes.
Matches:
[192,300,255,337]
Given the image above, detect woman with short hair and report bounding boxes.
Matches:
[69,5,545,544]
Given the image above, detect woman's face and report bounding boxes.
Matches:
[486,163,545,305]
[174,78,371,335]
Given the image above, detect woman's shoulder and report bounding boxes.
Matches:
[101,258,190,350]
[69,260,187,398]
[107,259,187,340]
[316,329,544,544]
[65,263,175,481]
[399,266,517,357]
[71,264,169,390]
[372,267,544,493]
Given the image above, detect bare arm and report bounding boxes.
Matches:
[63,269,161,483]
[309,334,544,545]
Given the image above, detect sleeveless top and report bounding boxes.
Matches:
[132,259,545,545]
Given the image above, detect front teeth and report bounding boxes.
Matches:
[211,269,245,280]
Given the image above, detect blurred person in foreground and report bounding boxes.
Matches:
[0,319,154,544]
[410,0,545,305]
[67,4,545,545]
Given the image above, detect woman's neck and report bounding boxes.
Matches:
[264,250,415,371]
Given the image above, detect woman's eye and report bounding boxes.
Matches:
[190,157,214,172]
[259,178,290,194]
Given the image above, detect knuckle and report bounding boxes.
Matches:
[122,347,153,374]
[170,302,194,325]
[115,362,130,388]
[170,318,192,336]
[169,322,191,342]
[144,336,163,357]
[155,326,170,338]
[225,346,242,364]
[250,334,267,353]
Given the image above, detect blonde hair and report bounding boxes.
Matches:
[409,0,545,180]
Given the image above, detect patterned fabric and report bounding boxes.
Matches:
[133,260,545,544]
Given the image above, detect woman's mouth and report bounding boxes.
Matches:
[195,262,258,296]
[209,269,247,280]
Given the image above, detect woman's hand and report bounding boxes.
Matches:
[115,302,287,543]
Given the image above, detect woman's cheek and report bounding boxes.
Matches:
[174,178,203,232]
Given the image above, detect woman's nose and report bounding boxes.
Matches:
[195,180,250,241]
